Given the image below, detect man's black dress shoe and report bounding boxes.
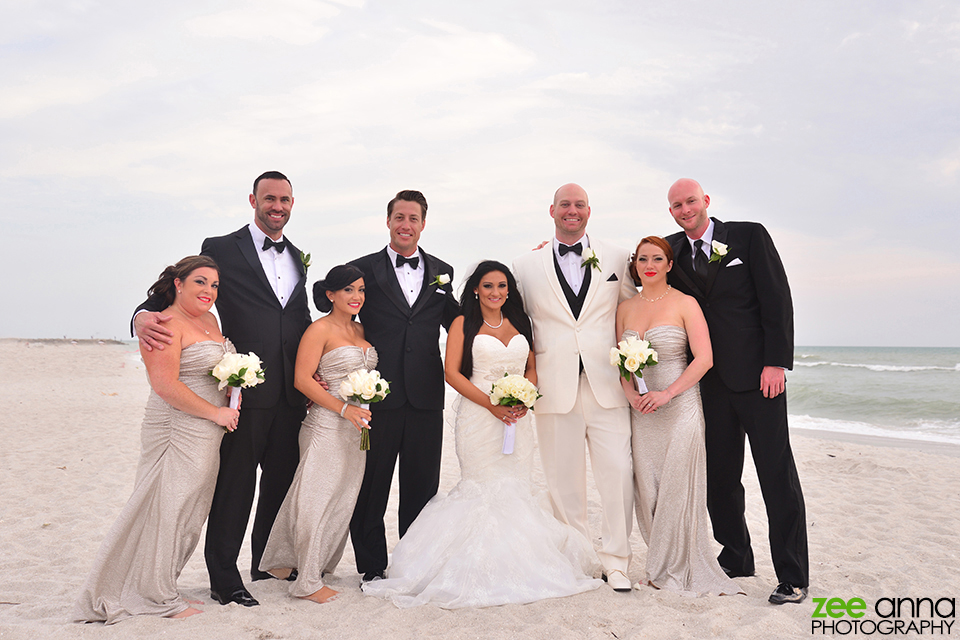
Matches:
[210,587,260,607]
[361,570,385,583]
[769,582,808,605]
[251,568,298,582]
[720,566,756,579]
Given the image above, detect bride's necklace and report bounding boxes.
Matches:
[639,285,672,303]
[483,310,504,329]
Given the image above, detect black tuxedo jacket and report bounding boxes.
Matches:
[349,248,459,411]
[137,226,312,409]
[666,218,794,393]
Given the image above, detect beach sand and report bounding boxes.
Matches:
[1,339,957,639]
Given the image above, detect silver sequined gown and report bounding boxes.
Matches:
[259,345,377,597]
[625,326,741,596]
[74,340,233,624]
[362,334,601,608]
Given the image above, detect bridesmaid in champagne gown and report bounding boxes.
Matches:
[75,256,240,624]
[616,237,742,596]
[259,264,376,605]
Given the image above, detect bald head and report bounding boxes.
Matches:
[550,183,591,243]
[668,178,711,238]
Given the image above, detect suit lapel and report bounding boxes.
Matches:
[285,237,307,298]
[579,239,602,315]
[541,243,576,321]
[372,248,412,315]
[410,250,439,317]
[703,218,727,296]
[670,234,705,297]
[234,227,278,303]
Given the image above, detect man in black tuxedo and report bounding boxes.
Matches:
[134,171,311,607]
[347,190,459,583]
[664,178,809,604]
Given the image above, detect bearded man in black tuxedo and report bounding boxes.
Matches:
[664,178,809,605]
[347,190,459,583]
[134,171,311,607]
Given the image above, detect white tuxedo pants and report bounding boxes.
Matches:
[535,373,633,574]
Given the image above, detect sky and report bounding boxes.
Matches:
[2,0,959,346]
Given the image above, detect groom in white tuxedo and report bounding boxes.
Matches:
[513,183,636,591]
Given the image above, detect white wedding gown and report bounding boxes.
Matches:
[362,334,602,608]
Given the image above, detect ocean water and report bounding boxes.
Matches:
[788,346,960,445]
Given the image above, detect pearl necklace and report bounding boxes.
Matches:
[483,310,504,329]
[639,285,672,303]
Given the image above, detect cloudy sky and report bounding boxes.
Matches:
[3,0,958,346]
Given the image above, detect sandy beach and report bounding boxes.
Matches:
[1,339,958,639]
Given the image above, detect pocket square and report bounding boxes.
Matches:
[606,273,619,282]
[435,287,449,295]
[726,258,743,267]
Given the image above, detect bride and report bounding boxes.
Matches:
[362,261,602,608]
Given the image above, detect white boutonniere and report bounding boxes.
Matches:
[431,273,451,287]
[708,241,728,264]
[581,248,601,271]
[300,251,312,273]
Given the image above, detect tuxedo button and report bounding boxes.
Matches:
[406,347,412,352]
[408,320,413,325]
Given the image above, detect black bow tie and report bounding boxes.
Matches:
[262,237,286,253]
[395,254,420,269]
[558,242,583,257]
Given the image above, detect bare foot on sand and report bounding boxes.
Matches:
[170,607,202,618]
[300,586,339,604]
[185,598,203,605]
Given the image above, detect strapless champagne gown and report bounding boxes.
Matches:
[259,345,378,597]
[362,334,602,608]
[74,340,234,623]
[625,326,741,596]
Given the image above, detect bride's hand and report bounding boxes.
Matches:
[489,404,521,424]
[635,390,671,414]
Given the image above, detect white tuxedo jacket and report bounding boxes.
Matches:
[513,237,636,414]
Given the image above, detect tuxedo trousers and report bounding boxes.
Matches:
[699,370,809,588]
[350,404,443,576]
[535,373,633,575]
[204,399,304,594]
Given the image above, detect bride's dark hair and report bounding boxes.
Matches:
[312,264,365,313]
[145,255,219,310]
[459,261,533,379]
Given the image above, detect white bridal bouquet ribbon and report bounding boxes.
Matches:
[489,373,542,454]
[339,369,391,450]
[610,336,658,394]
[210,352,266,411]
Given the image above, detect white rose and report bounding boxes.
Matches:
[339,380,355,398]
[624,355,640,372]
[582,248,595,260]
[610,347,621,366]
[242,368,258,386]
[360,378,379,399]
[712,240,728,257]
[438,273,450,285]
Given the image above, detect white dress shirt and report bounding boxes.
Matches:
[686,219,715,270]
[248,223,300,308]
[386,245,424,307]
[553,235,589,295]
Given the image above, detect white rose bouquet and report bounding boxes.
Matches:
[610,336,658,382]
[339,369,391,450]
[490,373,541,454]
[210,351,266,412]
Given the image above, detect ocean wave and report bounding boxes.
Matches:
[789,414,960,446]
[793,361,960,372]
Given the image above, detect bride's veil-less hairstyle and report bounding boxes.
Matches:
[629,235,674,285]
[458,261,533,379]
[312,264,365,313]
[146,255,219,310]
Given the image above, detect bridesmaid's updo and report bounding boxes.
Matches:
[313,264,365,313]
[145,255,219,310]
[629,236,674,285]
